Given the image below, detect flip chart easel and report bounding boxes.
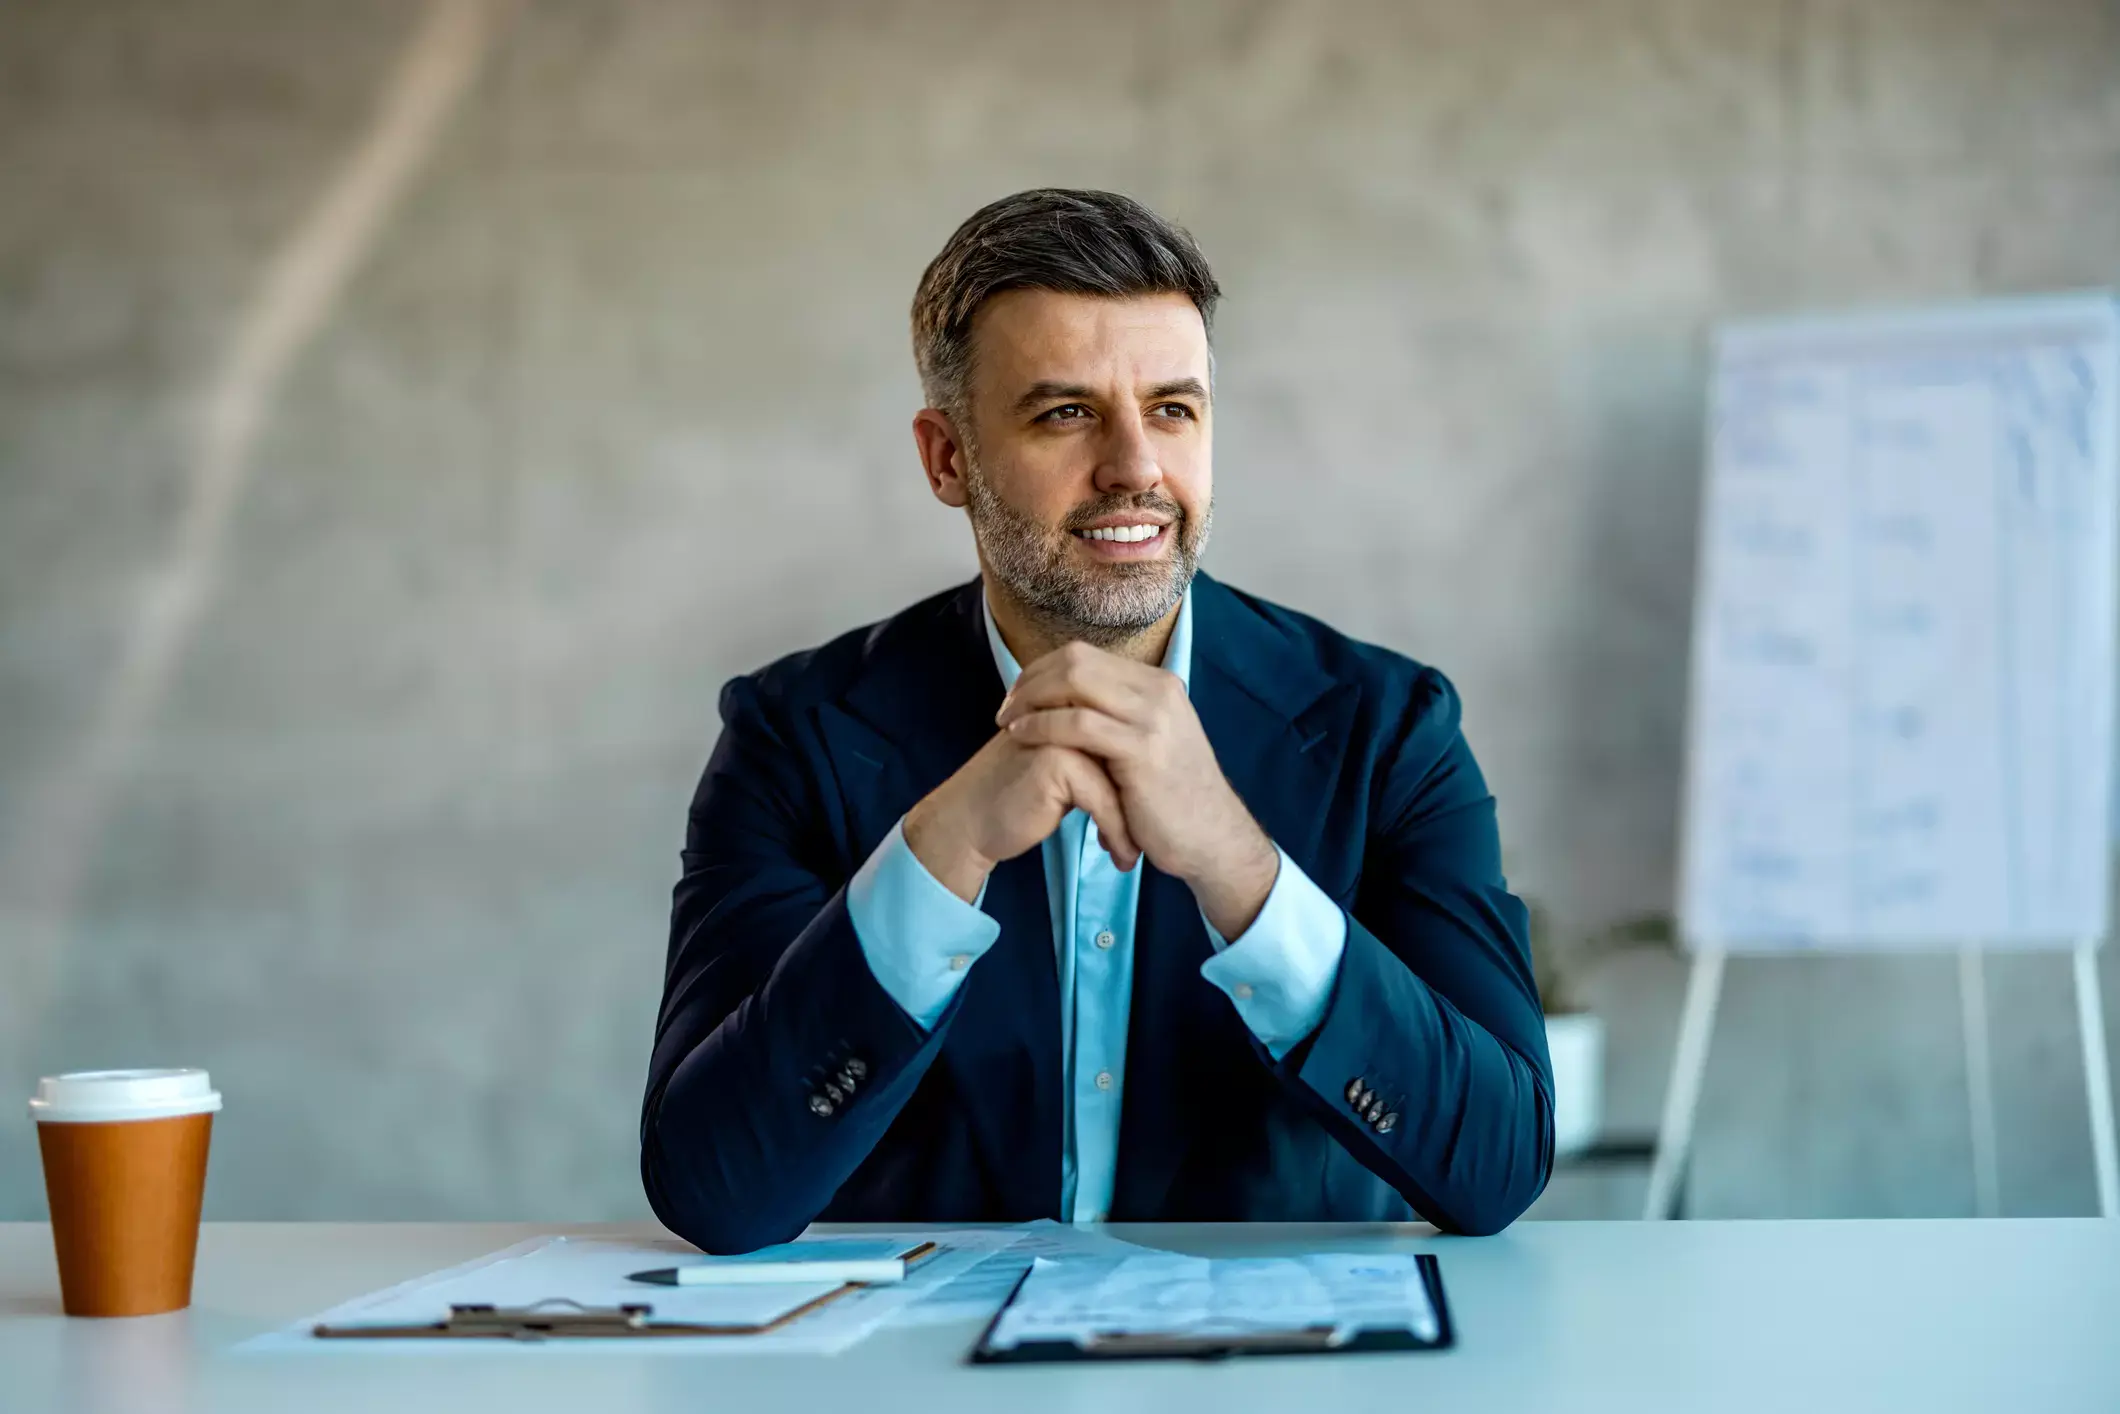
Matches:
[1646,295,2120,1220]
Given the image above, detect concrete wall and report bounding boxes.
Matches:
[4,0,2119,1221]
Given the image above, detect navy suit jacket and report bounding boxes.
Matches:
[642,573,1553,1252]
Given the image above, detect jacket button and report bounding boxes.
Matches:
[825,1083,845,1104]
[1365,1097,1385,1123]
[835,1069,857,1093]
[845,1057,868,1080]
[1345,1078,1367,1105]
[808,1094,835,1118]
[1376,1112,1398,1134]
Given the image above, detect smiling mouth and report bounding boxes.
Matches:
[1073,524,1167,544]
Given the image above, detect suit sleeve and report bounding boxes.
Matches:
[1197,847,1348,1057]
[640,675,962,1253]
[1272,667,1555,1235]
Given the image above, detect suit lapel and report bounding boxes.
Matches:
[947,848,1062,1214]
[1111,861,1214,1219]
[817,578,1063,1217]
[820,579,997,832]
[1113,574,1356,1218]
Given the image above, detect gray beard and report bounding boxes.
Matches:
[964,462,1211,649]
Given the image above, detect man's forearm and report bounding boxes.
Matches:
[903,791,996,904]
[1183,813,1281,939]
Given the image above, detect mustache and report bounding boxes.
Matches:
[1060,494,1186,533]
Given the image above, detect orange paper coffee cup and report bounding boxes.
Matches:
[30,1070,220,1317]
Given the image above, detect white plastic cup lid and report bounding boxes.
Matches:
[28,1069,222,1124]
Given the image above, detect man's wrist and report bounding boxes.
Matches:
[903,791,994,904]
[1185,812,1280,940]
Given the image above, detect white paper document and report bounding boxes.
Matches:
[888,1220,1157,1327]
[239,1230,1017,1356]
[982,1252,1441,1351]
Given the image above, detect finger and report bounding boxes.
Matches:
[998,646,1162,727]
[1004,649,1150,718]
[1006,706,1138,761]
[1048,748,1140,869]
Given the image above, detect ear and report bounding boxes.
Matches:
[912,408,971,508]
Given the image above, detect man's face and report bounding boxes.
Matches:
[950,289,1213,642]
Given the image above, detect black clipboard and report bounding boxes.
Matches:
[968,1252,1455,1364]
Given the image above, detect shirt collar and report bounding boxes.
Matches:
[982,582,1195,695]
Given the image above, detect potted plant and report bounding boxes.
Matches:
[1527,904,1676,1158]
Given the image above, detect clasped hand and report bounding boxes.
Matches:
[902,642,1278,938]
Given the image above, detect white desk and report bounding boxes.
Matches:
[3,1219,2115,1413]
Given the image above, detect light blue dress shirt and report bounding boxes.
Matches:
[846,587,1348,1222]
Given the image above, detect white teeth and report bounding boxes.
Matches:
[1079,524,1163,543]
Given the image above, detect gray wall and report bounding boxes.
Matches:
[4,0,2119,1221]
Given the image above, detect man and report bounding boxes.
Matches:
[642,189,1552,1253]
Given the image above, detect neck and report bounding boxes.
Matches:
[981,571,1181,670]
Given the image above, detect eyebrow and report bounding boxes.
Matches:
[1146,378,1210,404]
[1012,381,1097,414]
[1012,377,1212,415]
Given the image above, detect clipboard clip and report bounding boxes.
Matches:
[312,1298,659,1341]
[443,1300,653,1339]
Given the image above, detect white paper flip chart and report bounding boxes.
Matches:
[1681,294,2120,951]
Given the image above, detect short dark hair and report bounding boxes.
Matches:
[910,188,1221,422]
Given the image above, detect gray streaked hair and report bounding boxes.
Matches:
[910,188,1221,426]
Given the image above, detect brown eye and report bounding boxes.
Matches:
[1041,404,1091,423]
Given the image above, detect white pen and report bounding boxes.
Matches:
[628,1240,934,1287]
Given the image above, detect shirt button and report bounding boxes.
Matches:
[1094,930,1116,950]
[1095,1070,1114,1092]
[948,953,970,971]
[1232,982,1254,1001]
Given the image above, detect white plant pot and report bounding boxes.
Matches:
[1544,1012,1605,1159]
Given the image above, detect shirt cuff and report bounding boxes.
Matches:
[1197,846,1348,1059]
[846,817,1001,1031]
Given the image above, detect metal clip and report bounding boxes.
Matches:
[440,1299,654,1340]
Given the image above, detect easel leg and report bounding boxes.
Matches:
[1645,948,1726,1221]
[1958,947,2001,1217]
[2070,942,2119,1218]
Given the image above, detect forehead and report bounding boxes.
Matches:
[968,289,1208,391]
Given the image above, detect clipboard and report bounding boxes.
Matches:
[969,1253,1455,1364]
[312,1240,938,1340]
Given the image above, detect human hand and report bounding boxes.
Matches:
[903,729,1139,904]
[994,642,1279,937]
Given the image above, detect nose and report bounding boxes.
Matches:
[1093,410,1162,497]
